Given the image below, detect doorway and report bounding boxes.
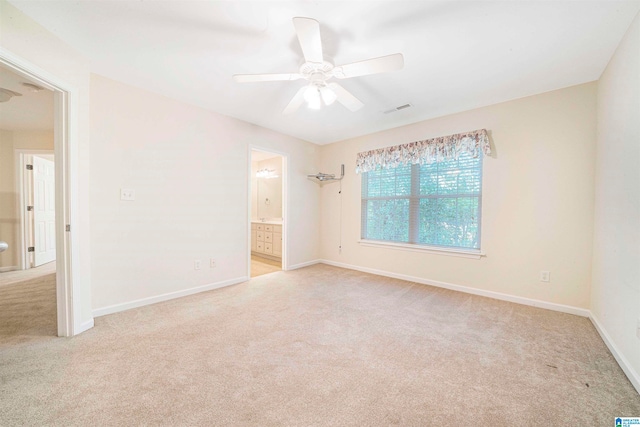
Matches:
[0,65,58,341]
[0,50,79,337]
[249,149,286,278]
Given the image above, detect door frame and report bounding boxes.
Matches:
[16,150,55,270]
[248,146,288,277]
[0,49,82,337]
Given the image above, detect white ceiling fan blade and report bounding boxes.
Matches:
[282,86,308,115]
[328,83,364,112]
[0,88,22,103]
[292,17,323,63]
[233,73,301,83]
[333,53,404,79]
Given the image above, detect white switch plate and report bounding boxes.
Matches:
[120,188,135,201]
[194,259,201,270]
[540,271,550,282]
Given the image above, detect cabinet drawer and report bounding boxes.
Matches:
[265,225,273,232]
[256,231,264,241]
[264,242,273,254]
[264,232,272,243]
[256,242,264,252]
[256,224,264,231]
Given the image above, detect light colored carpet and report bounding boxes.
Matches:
[0,272,57,346]
[0,261,56,287]
[251,255,281,278]
[0,264,638,425]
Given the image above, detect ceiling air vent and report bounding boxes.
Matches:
[383,103,413,114]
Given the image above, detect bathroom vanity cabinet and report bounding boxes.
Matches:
[251,222,282,259]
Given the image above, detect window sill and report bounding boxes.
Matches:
[357,240,484,259]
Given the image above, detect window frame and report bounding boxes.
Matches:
[360,156,485,258]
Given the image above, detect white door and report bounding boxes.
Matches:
[32,156,56,267]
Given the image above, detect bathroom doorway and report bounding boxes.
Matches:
[249,149,286,278]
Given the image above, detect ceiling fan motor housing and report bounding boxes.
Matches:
[300,61,334,86]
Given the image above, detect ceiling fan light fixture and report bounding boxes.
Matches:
[320,86,337,106]
[304,85,322,109]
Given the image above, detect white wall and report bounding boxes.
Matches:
[0,129,54,268]
[0,0,93,327]
[90,74,320,311]
[591,12,640,387]
[319,82,597,310]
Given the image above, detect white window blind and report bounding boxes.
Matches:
[361,151,482,250]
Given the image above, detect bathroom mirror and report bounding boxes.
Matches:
[257,174,282,219]
[251,153,282,221]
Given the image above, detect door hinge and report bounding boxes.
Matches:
[28,246,35,252]
[26,164,33,170]
[66,224,71,232]
[27,205,34,211]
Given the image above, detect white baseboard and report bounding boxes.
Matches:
[0,266,18,273]
[319,259,590,318]
[92,276,248,318]
[287,259,321,271]
[76,318,94,334]
[589,314,640,395]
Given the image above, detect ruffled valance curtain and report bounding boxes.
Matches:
[355,129,491,173]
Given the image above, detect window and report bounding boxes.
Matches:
[361,151,482,251]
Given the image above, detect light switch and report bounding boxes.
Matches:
[120,188,135,201]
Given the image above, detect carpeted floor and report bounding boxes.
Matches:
[0,261,56,287]
[0,272,57,346]
[0,264,638,425]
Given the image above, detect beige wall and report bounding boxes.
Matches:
[319,82,597,309]
[1,0,93,325]
[591,13,640,384]
[90,74,320,311]
[0,130,54,268]
[0,130,16,268]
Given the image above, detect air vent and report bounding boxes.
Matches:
[383,103,413,114]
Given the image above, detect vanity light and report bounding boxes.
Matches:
[256,168,279,179]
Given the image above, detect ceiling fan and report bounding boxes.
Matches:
[0,88,22,103]
[233,17,404,114]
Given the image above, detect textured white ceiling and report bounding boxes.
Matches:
[8,1,640,144]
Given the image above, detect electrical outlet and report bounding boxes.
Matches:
[194,259,201,270]
[540,271,550,282]
[210,258,216,268]
[120,188,135,201]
